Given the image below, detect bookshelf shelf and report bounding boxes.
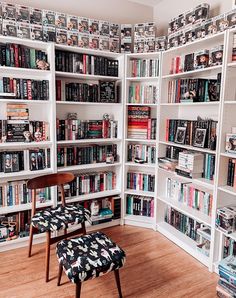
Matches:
[57,162,122,172]
[0,141,52,149]
[159,141,216,155]
[0,169,54,179]
[56,101,122,106]
[55,71,121,81]
[224,101,236,104]
[160,102,220,106]
[220,152,236,159]
[124,189,155,197]
[157,196,211,226]
[157,222,209,267]
[0,99,51,104]
[0,201,53,215]
[125,162,156,168]
[126,77,159,81]
[162,65,222,79]
[227,62,236,68]
[64,190,121,204]
[218,185,236,196]
[125,138,156,144]
[0,66,51,78]
[57,138,122,145]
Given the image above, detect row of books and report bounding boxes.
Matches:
[0,182,51,207]
[0,120,49,143]
[56,119,118,141]
[56,80,119,103]
[0,43,49,69]
[129,58,159,77]
[127,172,155,192]
[127,144,156,164]
[223,236,236,259]
[165,206,201,241]
[61,171,116,198]
[0,148,50,173]
[55,51,119,77]
[166,178,213,216]
[126,195,154,217]
[128,83,158,104]
[227,159,236,188]
[0,77,49,101]
[166,118,217,150]
[57,144,118,167]
[128,106,156,140]
[167,76,221,103]
[203,154,215,181]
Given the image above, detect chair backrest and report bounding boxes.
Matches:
[27,172,75,215]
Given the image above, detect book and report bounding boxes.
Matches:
[126,195,154,217]
[127,172,155,192]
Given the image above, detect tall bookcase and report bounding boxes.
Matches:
[0,36,57,251]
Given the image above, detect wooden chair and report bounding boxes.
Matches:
[27,172,90,282]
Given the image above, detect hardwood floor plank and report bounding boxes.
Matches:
[0,226,218,298]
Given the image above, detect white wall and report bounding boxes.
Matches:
[154,0,233,35]
[5,0,153,24]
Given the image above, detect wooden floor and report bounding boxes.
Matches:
[0,225,218,298]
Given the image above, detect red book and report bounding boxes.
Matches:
[14,44,19,68]
[27,80,32,100]
[56,80,61,101]
[147,119,151,139]
[175,56,181,74]
[83,55,86,74]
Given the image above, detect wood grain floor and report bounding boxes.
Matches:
[0,225,218,298]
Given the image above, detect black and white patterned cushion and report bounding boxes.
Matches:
[31,204,90,232]
[56,232,126,283]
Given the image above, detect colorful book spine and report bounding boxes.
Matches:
[127,172,155,192]
[126,195,154,217]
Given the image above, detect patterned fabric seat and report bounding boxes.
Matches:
[56,231,126,284]
[31,204,90,232]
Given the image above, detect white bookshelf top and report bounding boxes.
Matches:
[0,201,53,215]
[157,196,211,226]
[55,71,121,81]
[57,162,121,172]
[57,138,122,145]
[162,65,222,79]
[55,44,122,58]
[64,190,121,204]
[159,141,216,155]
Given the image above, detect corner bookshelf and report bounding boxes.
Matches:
[0,36,56,251]
[156,31,227,272]
[123,52,161,229]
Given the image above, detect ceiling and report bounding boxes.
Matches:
[127,0,163,7]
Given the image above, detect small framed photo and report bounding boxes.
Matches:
[193,128,207,148]
[175,127,186,144]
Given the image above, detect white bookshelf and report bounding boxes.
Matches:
[122,51,161,229]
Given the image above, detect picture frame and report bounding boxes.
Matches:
[175,127,186,144]
[193,128,207,148]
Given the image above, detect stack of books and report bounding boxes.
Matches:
[127,106,156,140]
[176,151,204,179]
[217,255,236,297]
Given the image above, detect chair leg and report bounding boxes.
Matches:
[76,282,82,298]
[114,270,123,298]
[45,231,51,283]
[28,224,35,258]
[57,263,63,286]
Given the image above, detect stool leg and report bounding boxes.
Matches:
[28,225,34,258]
[76,282,82,298]
[57,263,63,286]
[45,231,51,282]
[114,270,123,298]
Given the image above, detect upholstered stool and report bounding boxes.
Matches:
[56,231,126,298]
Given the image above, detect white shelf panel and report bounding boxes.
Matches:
[126,103,157,106]
[160,101,220,106]
[0,141,52,149]
[159,141,216,155]
[0,169,53,180]
[0,201,53,215]
[55,44,122,58]
[56,101,122,106]
[157,196,211,226]
[125,138,156,144]
[125,162,156,168]
[64,190,121,204]
[158,167,214,191]
[227,62,236,68]
[216,228,236,242]
[0,35,50,50]
[126,52,161,58]
[0,66,51,77]
[126,76,159,81]
[157,222,209,267]
[55,71,121,81]
[58,162,121,172]
[124,214,154,224]
[124,189,155,197]
[220,152,236,158]
[162,65,222,79]
[0,99,51,104]
[218,185,236,196]
[57,138,122,145]
[87,219,121,231]
[224,101,236,104]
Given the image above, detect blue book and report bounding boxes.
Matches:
[219,269,236,286]
[219,255,236,278]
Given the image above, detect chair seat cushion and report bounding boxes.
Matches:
[56,231,126,283]
[31,204,90,232]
